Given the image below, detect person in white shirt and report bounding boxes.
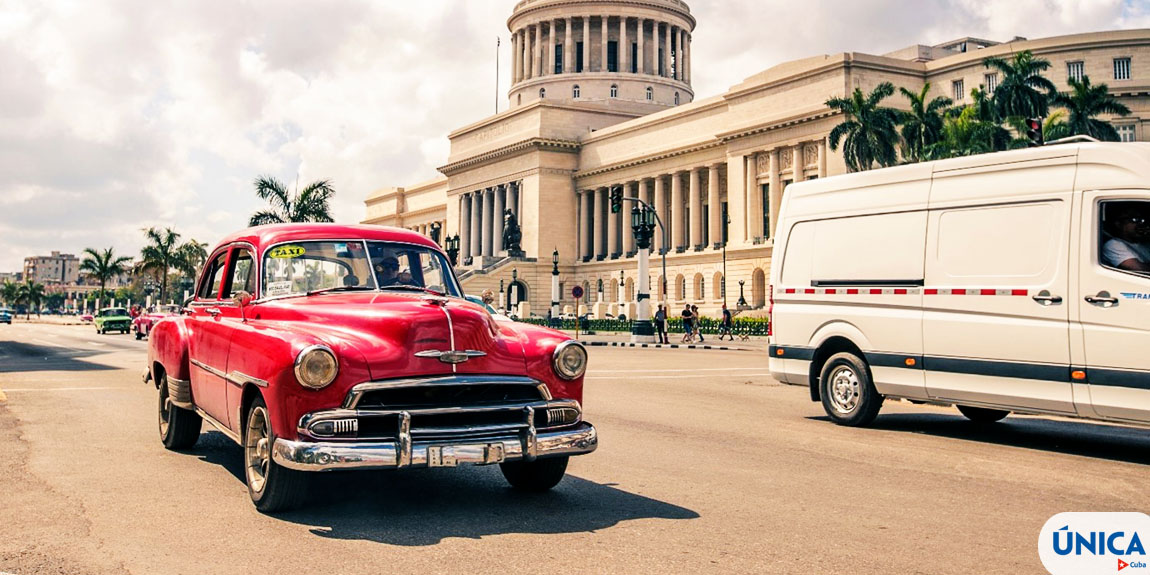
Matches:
[1103,205,1150,273]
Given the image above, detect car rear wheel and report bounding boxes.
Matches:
[957,405,1010,423]
[158,372,201,450]
[244,397,309,513]
[820,352,884,427]
[500,456,569,492]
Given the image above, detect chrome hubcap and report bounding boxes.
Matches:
[828,366,861,414]
[245,407,271,494]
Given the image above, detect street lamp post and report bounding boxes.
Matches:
[738,279,748,308]
[510,267,518,315]
[722,212,730,308]
[499,279,506,312]
[550,249,560,327]
[445,235,460,267]
[630,204,657,343]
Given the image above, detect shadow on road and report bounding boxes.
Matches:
[810,412,1150,466]
[0,341,119,373]
[193,432,699,545]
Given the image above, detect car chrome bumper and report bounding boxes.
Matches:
[271,422,597,472]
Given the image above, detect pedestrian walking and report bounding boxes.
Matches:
[718,303,733,341]
[680,304,694,343]
[655,305,669,344]
[691,305,704,343]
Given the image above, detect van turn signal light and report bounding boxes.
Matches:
[776,348,785,356]
[1071,370,1087,381]
[905,358,917,367]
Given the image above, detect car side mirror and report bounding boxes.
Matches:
[233,290,253,323]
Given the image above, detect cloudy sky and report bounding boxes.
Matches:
[1,0,1148,272]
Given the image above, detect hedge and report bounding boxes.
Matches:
[520,315,770,336]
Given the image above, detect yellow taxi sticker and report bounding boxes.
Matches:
[268,245,305,259]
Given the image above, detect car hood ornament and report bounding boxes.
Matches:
[414,349,487,365]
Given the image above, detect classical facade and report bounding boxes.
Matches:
[364,0,1150,319]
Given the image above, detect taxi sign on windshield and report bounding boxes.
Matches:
[268,245,305,259]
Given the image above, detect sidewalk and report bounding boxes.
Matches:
[566,330,768,353]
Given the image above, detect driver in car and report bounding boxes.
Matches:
[375,256,416,287]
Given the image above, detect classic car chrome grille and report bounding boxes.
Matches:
[353,383,544,410]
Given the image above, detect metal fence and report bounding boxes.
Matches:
[521,316,770,336]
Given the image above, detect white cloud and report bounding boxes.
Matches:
[0,0,1145,271]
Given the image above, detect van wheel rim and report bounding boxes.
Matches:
[245,406,271,494]
[829,366,860,414]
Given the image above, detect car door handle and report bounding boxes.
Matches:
[1032,291,1063,306]
[205,308,222,318]
[1085,291,1119,307]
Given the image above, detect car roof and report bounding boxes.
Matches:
[213,223,441,253]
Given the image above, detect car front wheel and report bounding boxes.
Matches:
[820,352,884,427]
[500,456,569,492]
[244,397,309,513]
[158,373,201,450]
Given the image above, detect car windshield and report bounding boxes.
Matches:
[102,308,127,317]
[263,241,378,298]
[366,241,461,297]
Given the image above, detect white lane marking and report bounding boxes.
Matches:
[32,339,58,346]
[2,387,134,392]
[585,373,774,380]
[86,342,107,347]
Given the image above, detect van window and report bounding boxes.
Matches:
[1098,200,1150,277]
[806,211,927,285]
[935,202,1059,279]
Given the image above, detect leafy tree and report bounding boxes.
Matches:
[983,50,1057,120]
[898,83,952,162]
[178,240,209,274]
[249,176,336,226]
[1049,75,1131,141]
[80,247,133,300]
[139,227,184,304]
[45,292,65,312]
[927,107,1007,160]
[826,82,903,172]
[17,280,45,319]
[1,281,18,307]
[1043,110,1073,142]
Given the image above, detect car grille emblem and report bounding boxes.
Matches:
[414,350,487,365]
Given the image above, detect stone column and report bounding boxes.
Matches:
[493,185,506,255]
[708,163,721,247]
[653,176,666,254]
[794,143,806,184]
[583,16,591,73]
[689,167,702,249]
[577,191,588,259]
[593,187,605,258]
[684,32,690,83]
[564,18,573,74]
[637,19,646,75]
[818,137,828,177]
[746,155,760,240]
[470,192,483,257]
[521,30,529,82]
[510,182,520,217]
[679,28,686,81]
[607,186,619,257]
[620,17,629,74]
[600,16,608,72]
[769,149,782,240]
[460,195,472,259]
[511,33,518,84]
[623,181,636,255]
[534,24,543,78]
[481,189,494,258]
[670,171,683,250]
[549,20,558,75]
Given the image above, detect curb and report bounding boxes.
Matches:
[583,341,753,351]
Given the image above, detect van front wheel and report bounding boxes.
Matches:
[820,352,883,427]
[957,405,1009,423]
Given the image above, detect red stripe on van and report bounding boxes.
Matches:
[869,289,883,295]
[784,288,796,294]
[924,289,938,295]
[1011,289,1028,296]
[804,288,816,294]
[893,289,908,295]
[980,289,996,296]
[824,288,837,294]
[951,289,967,295]
[846,289,859,295]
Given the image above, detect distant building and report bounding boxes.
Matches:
[0,271,22,284]
[23,251,80,285]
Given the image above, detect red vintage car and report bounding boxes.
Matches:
[132,304,182,340]
[144,223,594,512]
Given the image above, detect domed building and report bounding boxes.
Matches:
[366,2,1150,320]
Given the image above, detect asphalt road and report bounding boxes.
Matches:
[0,322,1146,575]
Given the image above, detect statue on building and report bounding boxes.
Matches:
[429,221,442,245]
[502,209,524,257]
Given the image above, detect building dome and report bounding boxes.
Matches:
[507,0,695,110]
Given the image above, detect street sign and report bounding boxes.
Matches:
[572,285,584,299]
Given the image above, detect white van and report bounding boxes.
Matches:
[768,143,1150,427]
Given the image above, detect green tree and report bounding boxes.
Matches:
[249,176,335,226]
[79,247,133,300]
[17,280,45,319]
[1043,110,1073,142]
[139,227,184,304]
[983,50,1057,120]
[898,83,952,163]
[1049,75,1131,141]
[927,107,1006,159]
[1,281,19,308]
[826,82,903,172]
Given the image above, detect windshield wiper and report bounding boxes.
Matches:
[306,286,377,296]
[380,285,445,296]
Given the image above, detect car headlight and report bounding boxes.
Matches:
[294,345,339,390]
[552,340,588,380]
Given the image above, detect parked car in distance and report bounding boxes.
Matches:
[95,307,131,334]
[146,224,596,512]
[769,143,1150,429]
[0,308,12,324]
[132,304,182,340]
[81,313,94,323]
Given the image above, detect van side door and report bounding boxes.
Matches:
[1078,192,1150,423]
[922,194,1074,414]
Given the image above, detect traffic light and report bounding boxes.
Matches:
[610,186,623,214]
[1025,117,1044,147]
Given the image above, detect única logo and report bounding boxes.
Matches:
[1040,513,1150,575]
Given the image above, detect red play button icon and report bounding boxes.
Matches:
[1119,558,1129,571]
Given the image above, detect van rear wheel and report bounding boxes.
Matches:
[820,352,883,427]
[957,405,1009,423]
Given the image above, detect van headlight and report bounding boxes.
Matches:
[552,340,588,380]
[294,345,339,390]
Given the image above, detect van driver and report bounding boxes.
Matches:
[1103,205,1150,273]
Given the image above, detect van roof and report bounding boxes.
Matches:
[785,143,1150,215]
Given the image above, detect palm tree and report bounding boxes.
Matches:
[826,82,903,172]
[1043,110,1073,142]
[177,239,209,276]
[1,281,19,308]
[983,50,1057,120]
[79,247,133,300]
[17,280,45,319]
[898,83,952,163]
[249,176,336,226]
[1049,75,1131,141]
[927,107,1008,160]
[139,227,184,304]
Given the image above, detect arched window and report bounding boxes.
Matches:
[676,275,686,301]
[693,273,704,301]
[646,87,653,101]
[539,88,546,99]
[610,84,618,98]
[713,272,724,300]
[674,92,680,105]
[517,94,522,106]
[573,85,581,99]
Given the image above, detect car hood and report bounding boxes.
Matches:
[253,292,527,380]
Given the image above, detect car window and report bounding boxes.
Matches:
[225,249,256,298]
[1098,200,1150,277]
[198,252,228,299]
[263,241,377,297]
[367,242,460,296]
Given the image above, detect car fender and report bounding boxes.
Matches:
[148,317,191,383]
